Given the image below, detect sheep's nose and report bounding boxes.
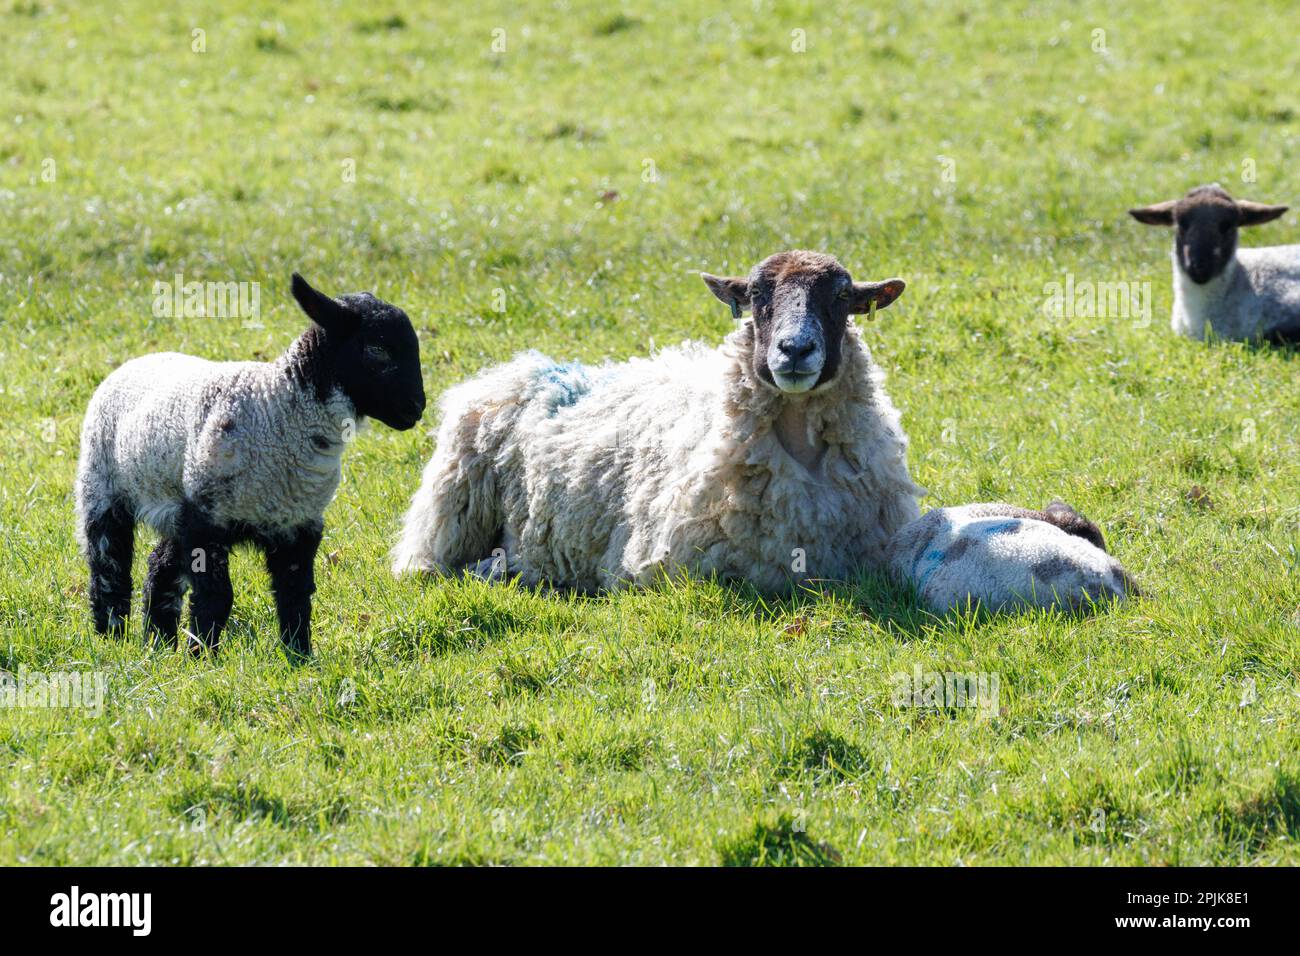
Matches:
[777,336,816,361]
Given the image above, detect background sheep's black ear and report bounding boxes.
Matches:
[1237,200,1288,227]
[291,273,360,335]
[701,273,751,315]
[1128,200,1176,226]
[847,278,905,316]
[1043,500,1108,552]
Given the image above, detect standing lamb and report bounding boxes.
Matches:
[75,274,425,658]
[392,250,923,593]
[1130,183,1298,343]
[887,501,1138,614]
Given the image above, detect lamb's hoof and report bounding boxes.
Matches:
[93,610,130,639]
[145,629,178,652]
[182,630,218,658]
[282,647,312,667]
[468,555,511,583]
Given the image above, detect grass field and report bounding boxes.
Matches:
[2,0,1299,865]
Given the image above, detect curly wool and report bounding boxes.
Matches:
[393,320,923,593]
[75,336,357,553]
[887,504,1137,614]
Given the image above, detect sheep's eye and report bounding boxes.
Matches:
[310,434,332,451]
[837,287,852,300]
[365,344,391,362]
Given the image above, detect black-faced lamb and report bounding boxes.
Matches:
[75,274,425,658]
[887,501,1138,614]
[1130,184,1298,343]
[392,250,923,593]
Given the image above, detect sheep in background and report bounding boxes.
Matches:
[76,274,425,658]
[888,502,1138,615]
[1130,184,1298,343]
[393,250,923,593]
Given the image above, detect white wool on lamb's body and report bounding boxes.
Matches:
[887,504,1135,614]
[76,274,424,655]
[75,342,356,547]
[393,321,923,593]
[1170,244,1300,341]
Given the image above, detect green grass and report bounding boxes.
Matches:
[1,0,1299,865]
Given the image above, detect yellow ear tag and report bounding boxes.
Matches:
[868,297,877,321]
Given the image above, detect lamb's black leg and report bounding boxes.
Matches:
[179,506,233,655]
[142,537,185,649]
[85,498,134,636]
[261,522,323,663]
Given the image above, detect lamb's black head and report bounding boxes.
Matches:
[1040,501,1107,553]
[701,251,904,395]
[290,273,426,430]
[1130,184,1288,285]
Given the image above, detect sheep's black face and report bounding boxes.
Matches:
[1130,185,1289,286]
[1153,187,1243,286]
[701,251,905,395]
[291,274,426,430]
[333,294,426,430]
[1175,197,1239,285]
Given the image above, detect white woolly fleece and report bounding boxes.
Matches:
[75,339,358,549]
[1170,244,1300,341]
[393,320,923,593]
[887,504,1136,615]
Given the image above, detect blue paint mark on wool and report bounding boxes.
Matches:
[533,362,592,416]
[912,548,947,591]
[909,520,1022,592]
[981,520,1022,537]
[908,519,1023,594]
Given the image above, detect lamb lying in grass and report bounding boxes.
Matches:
[75,274,425,658]
[887,502,1138,614]
[393,250,923,593]
[1130,184,1298,343]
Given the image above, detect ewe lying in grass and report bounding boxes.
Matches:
[1131,183,1298,343]
[888,502,1138,614]
[76,275,425,658]
[394,250,923,593]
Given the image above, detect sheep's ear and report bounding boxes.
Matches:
[1237,200,1288,226]
[847,278,905,316]
[1043,501,1083,524]
[701,273,751,317]
[1043,500,1107,552]
[291,273,360,335]
[1128,200,1176,226]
